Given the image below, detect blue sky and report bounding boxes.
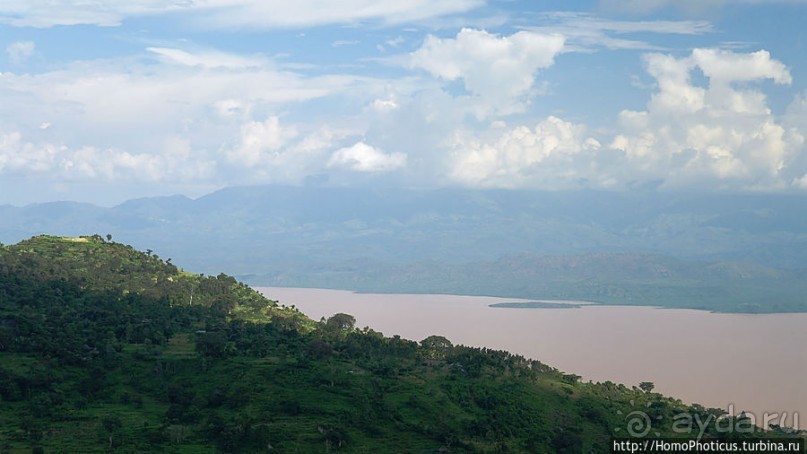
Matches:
[1,0,806,205]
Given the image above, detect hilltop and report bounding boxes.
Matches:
[0,236,802,452]
[0,234,308,326]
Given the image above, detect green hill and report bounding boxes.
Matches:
[0,236,802,452]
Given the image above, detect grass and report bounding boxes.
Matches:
[62,237,90,243]
[165,334,197,358]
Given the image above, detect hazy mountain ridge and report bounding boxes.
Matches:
[2,186,806,312]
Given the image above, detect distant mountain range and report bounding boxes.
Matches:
[2,186,806,312]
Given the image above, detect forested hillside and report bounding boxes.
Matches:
[0,236,801,452]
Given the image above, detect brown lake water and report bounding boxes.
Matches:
[256,286,806,428]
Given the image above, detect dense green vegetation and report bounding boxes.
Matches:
[0,235,802,452]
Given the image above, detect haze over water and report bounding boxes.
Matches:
[258,287,805,428]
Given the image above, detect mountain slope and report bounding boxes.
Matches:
[4,187,807,269]
[2,236,801,452]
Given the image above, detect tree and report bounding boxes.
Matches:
[561,373,581,385]
[102,415,123,449]
[307,339,334,359]
[197,331,228,357]
[420,335,453,360]
[325,313,356,332]
[211,296,237,315]
[639,382,655,393]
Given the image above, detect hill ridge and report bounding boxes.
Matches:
[0,235,802,451]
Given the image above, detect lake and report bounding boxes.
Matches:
[256,287,805,428]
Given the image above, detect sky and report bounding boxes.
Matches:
[1,0,806,205]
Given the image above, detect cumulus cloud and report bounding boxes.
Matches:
[0,0,483,28]
[2,19,806,199]
[226,116,298,167]
[0,130,211,182]
[610,48,804,190]
[449,116,602,188]
[0,131,59,173]
[0,47,356,153]
[785,91,807,132]
[0,115,376,190]
[221,119,375,183]
[328,142,407,172]
[409,28,565,117]
[0,46,375,191]
[691,48,792,85]
[440,47,807,192]
[784,92,807,187]
[5,41,35,64]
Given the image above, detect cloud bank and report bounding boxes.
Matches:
[1,8,807,204]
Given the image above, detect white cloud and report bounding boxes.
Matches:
[449,116,602,188]
[214,99,252,119]
[522,13,712,51]
[147,47,268,69]
[331,40,360,48]
[0,131,59,173]
[610,48,804,190]
[0,130,212,182]
[2,21,805,200]
[226,116,298,167]
[0,46,373,190]
[0,1,186,27]
[793,174,807,189]
[222,120,367,183]
[600,0,726,14]
[785,91,807,132]
[409,28,565,117]
[440,47,807,192]
[371,96,399,112]
[328,141,407,172]
[0,0,483,28]
[5,41,35,64]
[600,0,807,15]
[643,53,705,114]
[784,92,807,187]
[0,48,356,153]
[691,48,792,85]
[386,36,405,48]
[195,0,485,29]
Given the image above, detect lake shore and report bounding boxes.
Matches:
[257,286,806,429]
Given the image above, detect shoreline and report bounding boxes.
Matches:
[255,286,807,428]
